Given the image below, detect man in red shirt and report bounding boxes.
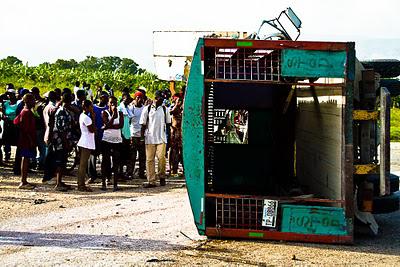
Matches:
[13,93,36,189]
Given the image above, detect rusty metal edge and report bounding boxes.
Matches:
[204,39,348,51]
[206,228,353,244]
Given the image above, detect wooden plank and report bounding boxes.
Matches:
[353,164,379,174]
[281,49,347,78]
[352,110,379,120]
[205,228,353,244]
[204,38,349,51]
[380,87,391,195]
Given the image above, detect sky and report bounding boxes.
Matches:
[1,0,400,72]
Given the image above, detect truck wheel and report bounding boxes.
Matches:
[360,59,400,78]
[372,192,400,214]
[365,173,399,196]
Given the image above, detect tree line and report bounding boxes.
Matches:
[0,56,169,96]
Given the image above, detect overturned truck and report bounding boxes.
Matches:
[182,37,399,244]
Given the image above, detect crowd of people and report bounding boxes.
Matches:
[0,82,184,192]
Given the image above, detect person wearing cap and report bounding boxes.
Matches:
[137,86,147,96]
[137,86,151,105]
[126,91,146,179]
[139,90,171,188]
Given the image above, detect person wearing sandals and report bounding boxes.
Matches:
[76,100,95,192]
[101,96,123,191]
[13,93,36,189]
[50,92,74,192]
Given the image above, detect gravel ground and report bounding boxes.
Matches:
[0,145,399,266]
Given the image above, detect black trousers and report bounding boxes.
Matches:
[127,137,146,178]
[101,141,121,187]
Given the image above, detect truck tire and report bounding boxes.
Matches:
[360,59,400,78]
[372,192,400,214]
[365,173,399,196]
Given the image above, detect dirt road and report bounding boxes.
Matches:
[0,145,399,266]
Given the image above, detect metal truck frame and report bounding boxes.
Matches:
[182,37,398,244]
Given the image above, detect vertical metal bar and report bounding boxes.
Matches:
[243,50,246,79]
[380,87,391,195]
[248,199,251,229]
[223,58,226,80]
[228,197,231,227]
[270,52,273,80]
[230,55,233,80]
[221,198,224,227]
[277,51,280,81]
[257,60,260,80]
[255,199,258,229]
[215,198,218,227]
[241,198,244,228]
[214,48,217,79]
[264,55,267,81]
[235,198,238,229]
[250,57,253,80]
[236,51,239,80]
[343,42,355,243]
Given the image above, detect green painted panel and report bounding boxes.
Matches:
[281,49,347,78]
[182,38,206,234]
[248,232,264,238]
[236,41,253,47]
[281,205,347,235]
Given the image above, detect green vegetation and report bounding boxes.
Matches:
[391,108,400,141]
[0,56,172,97]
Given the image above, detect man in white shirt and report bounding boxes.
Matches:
[127,91,146,179]
[139,90,171,187]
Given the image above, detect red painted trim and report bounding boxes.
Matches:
[204,38,348,51]
[206,228,353,244]
[204,79,345,87]
[200,46,204,61]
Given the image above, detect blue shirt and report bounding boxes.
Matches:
[93,104,108,139]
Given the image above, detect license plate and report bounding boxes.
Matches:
[262,199,278,228]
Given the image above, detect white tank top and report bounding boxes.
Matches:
[102,110,123,143]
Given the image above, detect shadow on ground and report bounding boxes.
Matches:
[0,230,186,251]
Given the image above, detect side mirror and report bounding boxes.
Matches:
[286,7,302,29]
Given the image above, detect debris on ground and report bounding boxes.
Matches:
[33,199,46,205]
